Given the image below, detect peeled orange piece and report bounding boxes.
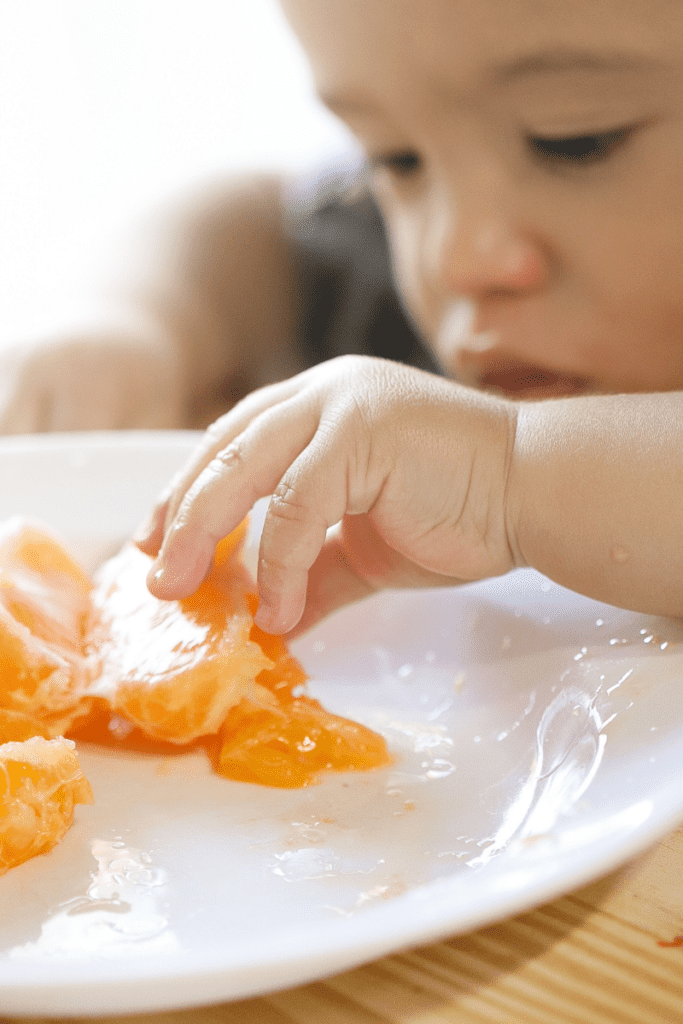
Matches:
[0,518,96,737]
[0,708,50,744]
[214,696,392,788]
[221,611,392,787]
[0,735,93,875]
[86,522,391,784]
[86,525,275,744]
[0,514,390,808]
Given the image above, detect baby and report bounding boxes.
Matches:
[11,0,683,633]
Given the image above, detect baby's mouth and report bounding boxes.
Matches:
[439,310,592,398]
[469,360,590,400]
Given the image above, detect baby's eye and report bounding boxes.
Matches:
[369,150,422,177]
[527,127,632,165]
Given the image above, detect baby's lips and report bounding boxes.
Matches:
[480,365,590,399]
[457,350,590,398]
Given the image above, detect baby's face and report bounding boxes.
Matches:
[284,0,683,397]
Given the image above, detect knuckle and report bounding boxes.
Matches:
[329,353,375,388]
[269,481,312,526]
[257,552,290,577]
[265,480,328,554]
[213,440,247,471]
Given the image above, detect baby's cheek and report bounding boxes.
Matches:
[393,249,442,347]
[377,202,449,372]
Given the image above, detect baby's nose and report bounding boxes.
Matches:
[431,212,548,298]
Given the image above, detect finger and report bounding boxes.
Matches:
[251,434,370,635]
[146,391,321,599]
[133,375,305,552]
[287,515,467,638]
[132,483,175,554]
[285,526,375,638]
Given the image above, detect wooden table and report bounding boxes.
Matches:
[10,823,683,1024]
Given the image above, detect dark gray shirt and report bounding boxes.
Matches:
[288,168,440,375]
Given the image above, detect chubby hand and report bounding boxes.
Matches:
[0,332,183,433]
[135,355,520,635]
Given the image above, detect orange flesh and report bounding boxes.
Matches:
[0,708,51,744]
[228,597,391,787]
[213,696,391,788]
[0,735,93,875]
[84,525,391,785]
[0,516,392,874]
[0,520,95,873]
[0,518,95,737]
[85,526,273,744]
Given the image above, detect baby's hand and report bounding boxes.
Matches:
[0,332,182,433]
[135,355,519,635]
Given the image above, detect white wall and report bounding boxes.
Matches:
[0,0,354,344]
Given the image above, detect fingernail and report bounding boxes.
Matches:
[254,599,274,632]
[147,558,163,581]
[146,560,174,598]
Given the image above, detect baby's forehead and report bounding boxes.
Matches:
[281,0,681,98]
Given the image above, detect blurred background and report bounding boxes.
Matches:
[0,0,354,347]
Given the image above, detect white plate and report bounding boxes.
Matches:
[2,431,683,1017]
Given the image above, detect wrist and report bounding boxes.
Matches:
[504,400,541,573]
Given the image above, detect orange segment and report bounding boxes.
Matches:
[0,511,390,838]
[0,517,91,645]
[87,519,390,779]
[0,735,94,875]
[241,598,390,785]
[86,525,274,744]
[0,518,96,736]
[0,708,50,744]
[0,513,392,878]
[247,595,309,701]
[213,695,392,788]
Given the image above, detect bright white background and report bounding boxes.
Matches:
[0,0,353,347]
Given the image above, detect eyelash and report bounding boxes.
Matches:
[368,151,421,177]
[369,125,634,180]
[527,126,633,165]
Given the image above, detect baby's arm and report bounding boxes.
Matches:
[135,356,683,634]
[0,175,301,432]
[509,392,683,617]
[135,175,302,427]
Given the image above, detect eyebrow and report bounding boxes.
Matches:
[491,46,664,84]
[320,46,664,120]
